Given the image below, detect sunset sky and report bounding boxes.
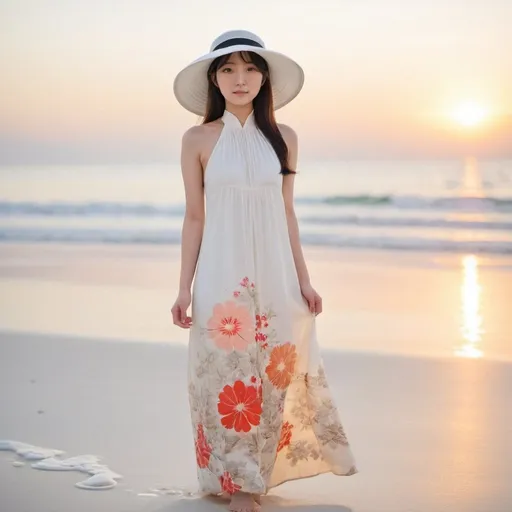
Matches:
[1,0,511,165]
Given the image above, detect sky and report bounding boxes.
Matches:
[1,0,511,165]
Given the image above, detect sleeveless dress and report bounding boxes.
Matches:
[188,109,358,496]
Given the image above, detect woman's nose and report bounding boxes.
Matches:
[236,71,247,85]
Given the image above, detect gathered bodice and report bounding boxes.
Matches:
[204,109,281,192]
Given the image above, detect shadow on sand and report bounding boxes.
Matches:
[141,494,353,512]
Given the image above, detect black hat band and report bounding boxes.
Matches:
[213,38,264,51]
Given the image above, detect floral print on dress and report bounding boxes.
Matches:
[206,301,253,351]
[266,343,297,389]
[188,275,358,496]
[277,421,293,452]
[220,471,241,494]
[218,380,262,432]
[195,424,212,468]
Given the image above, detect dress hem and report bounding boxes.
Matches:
[262,466,359,496]
[202,465,359,498]
[265,465,359,494]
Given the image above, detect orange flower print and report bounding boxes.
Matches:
[195,424,212,468]
[207,301,253,351]
[277,421,293,452]
[218,380,262,433]
[220,471,241,494]
[265,342,297,389]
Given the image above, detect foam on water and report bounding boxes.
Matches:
[0,440,65,460]
[0,440,122,490]
[0,440,201,497]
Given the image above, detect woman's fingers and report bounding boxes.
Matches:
[315,295,323,315]
[172,304,191,328]
[306,293,315,314]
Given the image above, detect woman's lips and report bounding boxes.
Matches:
[233,91,248,95]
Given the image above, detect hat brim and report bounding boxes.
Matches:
[173,45,304,116]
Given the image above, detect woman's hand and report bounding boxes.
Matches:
[171,289,192,328]
[300,282,323,316]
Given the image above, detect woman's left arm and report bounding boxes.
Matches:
[280,124,323,316]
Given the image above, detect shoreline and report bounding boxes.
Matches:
[1,241,511,363]
[2,327,512,366]
[1,239,512,267]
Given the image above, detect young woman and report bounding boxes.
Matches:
[171,30,358,512]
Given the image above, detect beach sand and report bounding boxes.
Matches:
[2,331,512,512]
[1,242,512,511]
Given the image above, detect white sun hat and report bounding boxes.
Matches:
[173,30,305,116]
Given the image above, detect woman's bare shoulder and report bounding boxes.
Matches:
[182,119,224,171]
[183,119,223,140]
[277,122,296,134]
[277,123,298,147]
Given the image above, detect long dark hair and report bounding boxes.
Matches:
[203,51,295,176]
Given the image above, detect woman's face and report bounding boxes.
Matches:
[215,52,264,108]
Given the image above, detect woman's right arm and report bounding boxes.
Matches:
[171,126,205,328]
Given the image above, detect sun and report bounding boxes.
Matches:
[452,101,489,127]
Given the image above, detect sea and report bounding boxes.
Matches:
[1,157,511,255]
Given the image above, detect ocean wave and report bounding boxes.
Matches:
[2,194,512,218]
[1,227,511,255]
[296,194,512,211]
[301,215,512,231]
[300,233,512,254]
[0,227,181,245]
[0,201,185,217]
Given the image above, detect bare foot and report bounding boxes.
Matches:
[229,491,261,512]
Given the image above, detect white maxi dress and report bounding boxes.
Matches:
[188,109,358,496]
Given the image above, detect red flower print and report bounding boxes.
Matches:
[218,380,262,433]
[195,424,212,468]
[255,332,267,343]
[220,471,241,494]
[233,291,240,298]
[265,343,297,389]
[255,314,268,330]
[207,301,253,351]
[240,276,249,287]
[277,421,293,452]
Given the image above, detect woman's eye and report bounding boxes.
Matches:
[222,67,232,72]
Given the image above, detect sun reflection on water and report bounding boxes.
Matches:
[455,254,484,358]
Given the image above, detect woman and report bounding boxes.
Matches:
[171,30,358,512]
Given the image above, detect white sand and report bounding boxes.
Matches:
[1,331,512,512]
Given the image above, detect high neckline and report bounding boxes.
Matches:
[222,109,255,130]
